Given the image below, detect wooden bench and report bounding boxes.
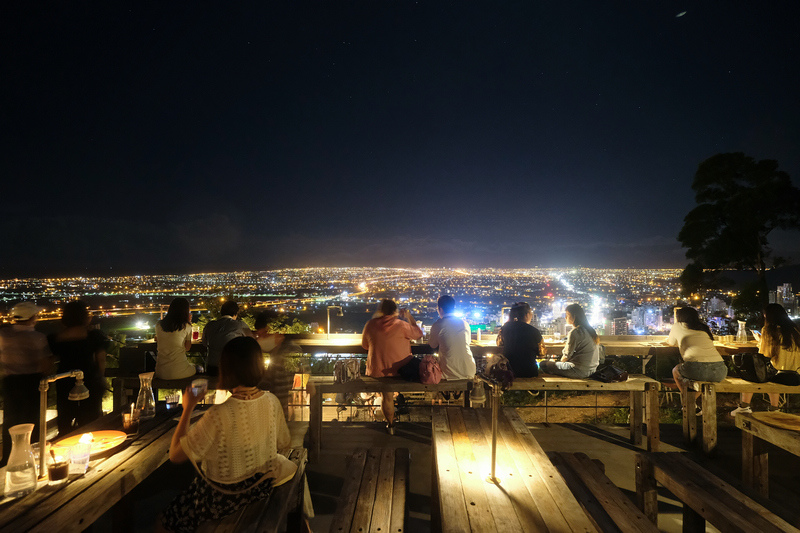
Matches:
[635,452,799,533]
[504,375,661,451]
[735,411,800,498]
[548,452,658,533]
[683,377,800,453]
[329,447,409,533]
[308,377,471,461]
[196,447,308,533]
[432,406,598,532]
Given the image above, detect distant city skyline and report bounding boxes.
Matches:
[2,3,799,275]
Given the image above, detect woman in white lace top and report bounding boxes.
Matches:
[158,337,295,532]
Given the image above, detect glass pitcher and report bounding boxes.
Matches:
[136,372,156,420]
[4,423,38,499]
[736,320,748,343]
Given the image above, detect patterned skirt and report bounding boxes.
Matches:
[161,472,274,533]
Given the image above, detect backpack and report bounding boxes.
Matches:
[419,355,443,385]
[589,363,628,383]
[333,358,361,384]
[484,354,514,390]
[731,352,777,383]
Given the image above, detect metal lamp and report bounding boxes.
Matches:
[38,370,90,480]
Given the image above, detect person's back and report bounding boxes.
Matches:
[430,315,475,380]
[500,320,542,378]
[203,302,250,373]
[363,314,422,376]
[155,322,196,379]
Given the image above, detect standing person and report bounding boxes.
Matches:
[540,303,599,378]
[428,295,476,380]
[159,337,301,532]
[0,302,53,467]
[666,307,727,415]
[497,302,545,378]
[202,301,253,376]
[731,303,800,415]
[49,300,109,436]
[361,299,423,434]
[154,298,198,380]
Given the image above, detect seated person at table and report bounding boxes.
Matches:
[667,306,727,414]
[428,295,476,380]
[160,337,296,532]
[731,303,800,416]
[202,300,253,376]
[496,302,544,377]
[154,297,199,380]
[540,303,599,378]
[361,299,423,434]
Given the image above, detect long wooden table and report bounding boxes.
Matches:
[735,411,800,498]
[0,405,180,532]
[431,406,598,532]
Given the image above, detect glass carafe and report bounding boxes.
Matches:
[4,423,37,499]
[736,321,748,343]
[135,372,156,420]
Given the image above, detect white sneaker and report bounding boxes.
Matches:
[730,405,752,417]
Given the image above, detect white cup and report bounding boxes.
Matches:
[191,378,208,398]
[70,443,91,475]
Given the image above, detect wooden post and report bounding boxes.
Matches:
[701,383,717,454]
[635,453,658,524]
[630,390,643,445]
[682,385,697,445]
[646,383,660,452]
[682,504,706,533]
[742,430,769,498]
[308,382,321,462]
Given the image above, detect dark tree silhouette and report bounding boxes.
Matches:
[678,153,800,301]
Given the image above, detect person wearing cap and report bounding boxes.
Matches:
[0,302,54,467]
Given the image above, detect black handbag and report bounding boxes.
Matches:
[731,352,778,383]
[589,364,629,383]
[398,357,421,381]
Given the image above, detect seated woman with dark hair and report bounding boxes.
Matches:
[666,306,727,415]
[159,337,297,532]
[540,303,599,378]
[154,297,198,380]
[497,302,545,377]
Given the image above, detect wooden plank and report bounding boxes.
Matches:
[314,378,470,395]
[740,431,769,498]
[329,448,368,533]
[445,407,496,532]
[390,449,408,533]
[369,448,395,533]
[682,504,705,533]
[548,453,618,533]
[634,454,657,524]
[431,408,470,533]
[563,453,658,533]
[701,383,717,454]
[350,448,381,532]
[460,409,528,532]
[309,384,322,462]
[258,448,308,533]
[683,387,697,445]
[498,408,595,531]
[737,413,800,456]
[645,383,660,452]
[508,375,659,392]
[652,453,794,533]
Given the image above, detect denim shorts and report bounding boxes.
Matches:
[678,361,728,382]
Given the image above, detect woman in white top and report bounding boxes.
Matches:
[731,304,800,416]
[154,298,197,380]
[159,336,296,532]
[667,307,727,413]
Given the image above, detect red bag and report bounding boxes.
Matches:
[419,355,443,384]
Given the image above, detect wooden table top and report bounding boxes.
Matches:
[432,406,597,532]
[0,405,183,532]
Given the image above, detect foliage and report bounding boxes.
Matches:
[678,153,800,302]
[731,281,764,325]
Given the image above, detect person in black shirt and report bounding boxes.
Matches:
[497,302,545,377]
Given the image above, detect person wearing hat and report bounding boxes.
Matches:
[0,302,54,466]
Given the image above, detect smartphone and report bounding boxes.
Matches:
[750,329,760,336]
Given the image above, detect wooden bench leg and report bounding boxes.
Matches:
[682,387,697,446]
[309,387,322,463]
[646,383,660,451]
[701,384,717,455]
[635,453,658,524]
[682,504,705,532]
[742,431,769,498]
[630,391,643,445]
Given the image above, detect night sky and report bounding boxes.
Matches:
[3,2,800,276]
